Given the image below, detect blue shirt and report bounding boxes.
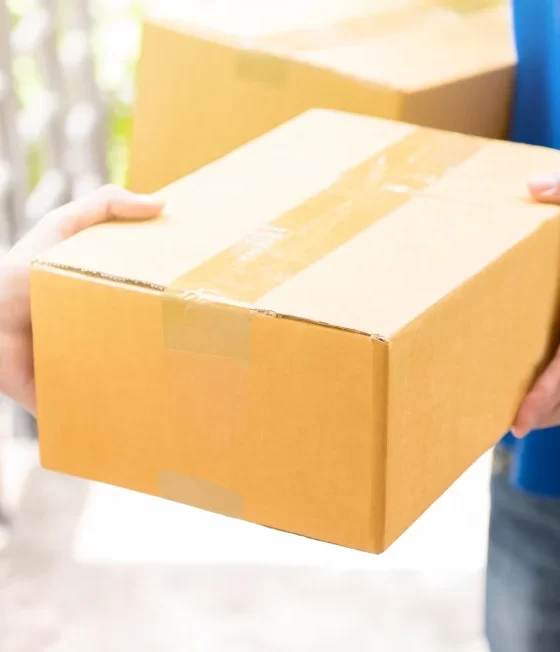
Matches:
[502,0,560,496]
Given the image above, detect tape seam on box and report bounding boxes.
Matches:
[162,127,486,359]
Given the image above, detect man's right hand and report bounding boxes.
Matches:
[512,174,560,437]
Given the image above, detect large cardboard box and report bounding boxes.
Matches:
[32,110,560,553]
[128,0,515,193]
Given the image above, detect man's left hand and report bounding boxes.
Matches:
[0,185,163,414]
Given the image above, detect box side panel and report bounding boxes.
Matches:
[384,218,560,548]
[299,7,513,106]
[401,65,514,139]
[31,267,168,496]
[128,21,401,193]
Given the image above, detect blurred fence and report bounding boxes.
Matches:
[0,0,108,245]
[0,0,159,524]
[0,0,112,522]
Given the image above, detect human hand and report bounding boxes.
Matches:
[0,185,163,413]
[513,175,560,437]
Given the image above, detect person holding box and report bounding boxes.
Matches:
[0,1,558,651]
[485,1,560,651]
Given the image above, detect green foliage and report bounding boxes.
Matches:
[9,0,143,186]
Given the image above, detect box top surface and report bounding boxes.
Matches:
[37,109,560,339]
[151,0,416,34]
[147,0,515,91]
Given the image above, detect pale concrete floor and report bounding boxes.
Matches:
[0,414,492,652]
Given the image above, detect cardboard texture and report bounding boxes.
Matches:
[32,110,560,553]
[128,0,515,193]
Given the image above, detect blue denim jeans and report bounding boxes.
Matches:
[486,445,560,651]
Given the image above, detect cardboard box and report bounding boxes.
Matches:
[32,110,560,553]
[128,0,515,193]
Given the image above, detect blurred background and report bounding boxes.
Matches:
[0,1,493,650]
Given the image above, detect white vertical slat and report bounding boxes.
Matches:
[0,0,110,501]
[0,2,28,243]
[0,72,13,245]
[61,0,108,183]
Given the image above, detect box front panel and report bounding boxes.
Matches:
[32,268,169,497]
[33,267,379,551]
[245,314,377,551]
[159,306,378,550]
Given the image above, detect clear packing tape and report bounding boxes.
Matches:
[159,472,245,519]
[162,127,486,362]
[159,128,487,519]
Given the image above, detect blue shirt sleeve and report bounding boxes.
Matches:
[510,0,560,148]
[504,0,560,497]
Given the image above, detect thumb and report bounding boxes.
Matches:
[58,185,165,238]
[5,186,164,266]
[528,174,560,204]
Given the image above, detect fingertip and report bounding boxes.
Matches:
[511,409,535,438]
[528,174,560,202]
[136,201,166,216]
[136,193,165,207]
[109,187,164,206]
[132,193,166,215]
[109,195,166,220]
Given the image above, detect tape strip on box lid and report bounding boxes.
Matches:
[162,127,486,360]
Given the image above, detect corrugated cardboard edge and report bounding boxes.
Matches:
[29,261,377,341]
[371,338,390,553]
[29,262,167,292]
